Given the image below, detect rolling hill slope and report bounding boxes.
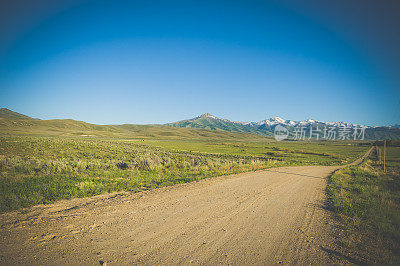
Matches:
[0,108,268,140]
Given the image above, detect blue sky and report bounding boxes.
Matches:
[0,0,399,126]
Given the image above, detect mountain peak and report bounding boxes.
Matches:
[271,116,285,123]
[197,113,216,119]
[201,113,213,117]
[257,116,288,126]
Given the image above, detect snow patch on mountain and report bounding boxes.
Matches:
[189,113,370,128]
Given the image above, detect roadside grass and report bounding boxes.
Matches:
[0,135,369,212]
[327,143,400,264]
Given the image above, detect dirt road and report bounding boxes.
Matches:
[0,148,372,265]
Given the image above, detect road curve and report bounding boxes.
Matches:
[0,148,372,265]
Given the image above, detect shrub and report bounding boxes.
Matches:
[116,162,129,170]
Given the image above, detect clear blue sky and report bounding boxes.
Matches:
[0,0,399,126]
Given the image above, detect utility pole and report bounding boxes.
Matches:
[384,140,386,173]
[376,143,379,163]
[379,144,382,165]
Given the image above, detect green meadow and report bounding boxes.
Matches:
[146,139,369,165]
[0,134,370,212]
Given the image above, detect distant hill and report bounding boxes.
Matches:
[0,108,267,141]
[0,108,121,136]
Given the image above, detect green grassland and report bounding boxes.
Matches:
[146,139,369,165]
[0,134,370,212]
[327,142,400,264]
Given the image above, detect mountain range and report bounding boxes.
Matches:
[169,113,400,140]
[170,113,363,130]
[1,108,399,140]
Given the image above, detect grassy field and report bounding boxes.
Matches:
[146,139,369,165]
[0,135,370,212]
[327,141,400,264]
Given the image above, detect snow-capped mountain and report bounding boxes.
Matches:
[171,113,370,129]
[167,113,400,140]
[258,117,366,128]
[233,115,367,129]
[256,116,297,127]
